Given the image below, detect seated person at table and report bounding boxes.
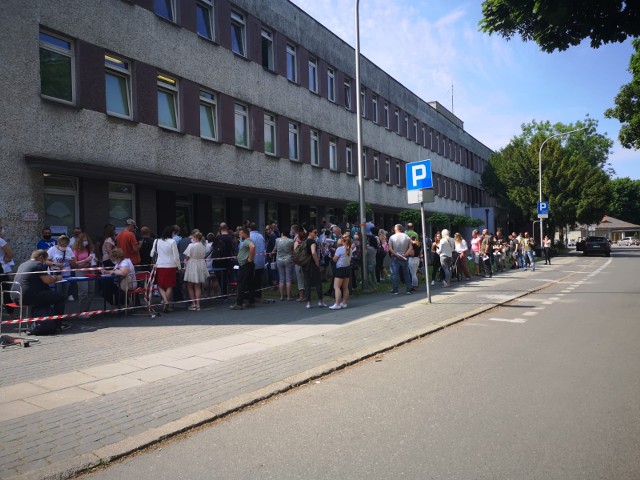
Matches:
[102,248,137,306]
[12,249,66,329]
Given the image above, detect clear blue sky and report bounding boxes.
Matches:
[290,0,639,180]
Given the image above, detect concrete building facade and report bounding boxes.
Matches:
[1,0,493,261]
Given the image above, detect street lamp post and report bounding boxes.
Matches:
[354,0,367,290]
[537,127,588,245]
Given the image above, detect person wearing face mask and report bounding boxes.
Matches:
[72,232,97,316]
[37,227,57,250]
[46,235,77,303]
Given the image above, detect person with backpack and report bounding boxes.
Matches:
[273,229,295,301]
[213,223,234,296]
[291,225,306,302]
[521,232,536,271]
[439,229,455,287]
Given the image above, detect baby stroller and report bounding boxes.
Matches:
[450,251,463,282]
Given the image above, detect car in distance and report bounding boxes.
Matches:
[617,237,639,246]
[583,236,611,256]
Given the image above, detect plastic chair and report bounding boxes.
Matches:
[125,271,152,316]
[1,281,33,335]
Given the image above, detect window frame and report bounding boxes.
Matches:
[373,153,380,181]
[108,182,136,228]
[394,109,400,134]
[157,74,179,131]
[234,102,249,148]
[105,53,132,119]
[360,87,366,118]
[310,130,320,166]
[261,28,274,71]
[39,30,75,105]
[286,43,297,83]
[385,157,391,184]
[396,160,401,186]
[329,137,337,171]
[43,175,79,236]
[308,56,318,94]
[288,122,299,161]
[230,10,246,57]
[346,143,353,174]
[327,67,335,102]
[199,90,218,141]
[344,78,352,111]
[264,112,277,156]
[196,0,214,40]
[372,95,378,124]
[154,0,176,22]
[384,102,389,129]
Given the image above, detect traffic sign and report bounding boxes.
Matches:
[538,201,549,219]
[406,160,433,190]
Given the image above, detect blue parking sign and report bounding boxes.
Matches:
[406,160,433,190]
[538,201,549,217]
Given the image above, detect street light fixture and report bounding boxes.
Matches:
[537,126,588,245]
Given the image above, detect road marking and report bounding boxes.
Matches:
[533,306,545,310]
[561,290,572,293]
[549,297,561,301]
[522,312,538,316]
[488,317,527,324]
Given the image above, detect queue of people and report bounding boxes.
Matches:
[1,217,545,337]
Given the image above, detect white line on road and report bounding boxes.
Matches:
[488,318,527,324]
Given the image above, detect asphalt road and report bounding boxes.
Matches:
[83,250,640,480]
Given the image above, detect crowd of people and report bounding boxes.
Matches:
[1,218,548,335]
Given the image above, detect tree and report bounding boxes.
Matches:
[608,177,640,224]
[479,0,640,53]
[426,213,450,231]
[605,38,640,150]
[399,209,421,226]
[481,119,613,232]
[344,201,373,220]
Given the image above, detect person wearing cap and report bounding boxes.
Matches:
[116,219,141,265]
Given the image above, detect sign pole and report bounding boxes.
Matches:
[420,201,431,303]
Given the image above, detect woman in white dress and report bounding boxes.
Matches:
[183,231,208,311]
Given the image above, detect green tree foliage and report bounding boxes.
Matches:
[482,119,613,229]
[426,213,450,231]
[605,39,640,150]
[479,0,640,53]
[608,177,640,224]
[399,209,421,226]
[344,201,373,219]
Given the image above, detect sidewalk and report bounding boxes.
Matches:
[0,255,596,480]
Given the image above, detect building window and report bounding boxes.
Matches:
[310,130,320,166]
[288,122,299,160]
[264,113,276,155]
[230,10,246,57]
[422,125,426,146]
[360,88,366,117]
[234,103,249,147]
[44,175,78,236]
[395,109,400,133]
[329,138,337,170]
[327,68,335,102]
[344,78,352,110]
[39,30,75,104]
[362,149,367,178]
[373,153,379,181]
[157,74,179,130]
[261,29,274,70]
[372,95,378,124]
[404,114,409,138]
[396,161,401,186]
[199,90,217,140]
[308,57,318,93]
[413,120,418,141]
[385,157,391,183]
[105,54,131,119]
[346,143,353,174]
[384,102,389,129]
[286,43,297,82]
[154,0,176,21]
[108,182,135,228]
[196,0,214,40]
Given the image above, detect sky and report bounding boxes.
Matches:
[289,0,639,180]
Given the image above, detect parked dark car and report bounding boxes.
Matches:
[582,236,611,256]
